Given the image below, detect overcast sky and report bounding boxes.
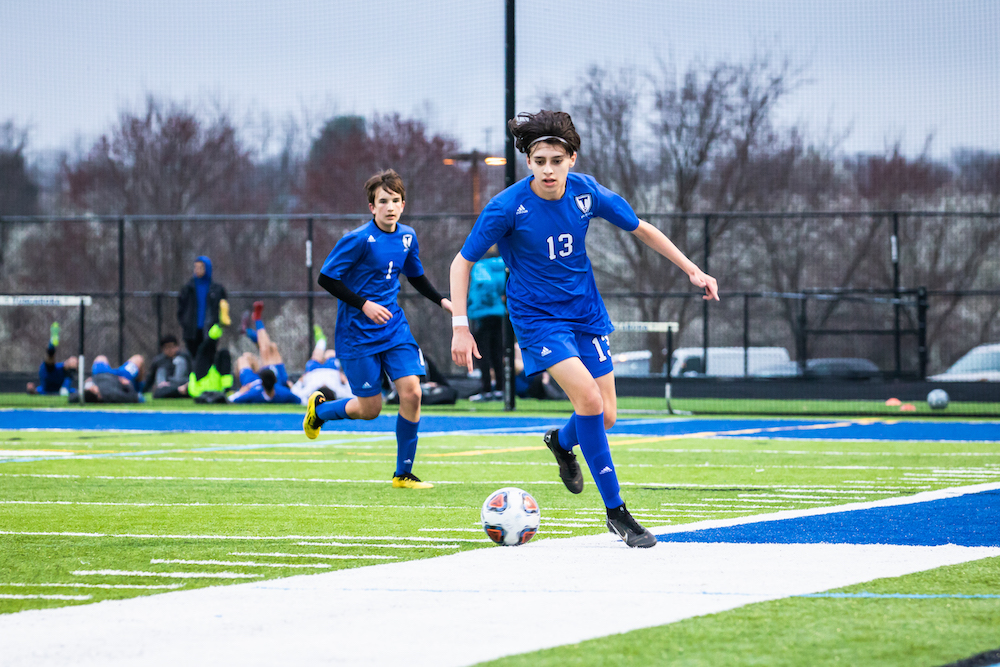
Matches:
[2,0,997,160]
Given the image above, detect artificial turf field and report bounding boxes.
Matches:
[1,409,999,666]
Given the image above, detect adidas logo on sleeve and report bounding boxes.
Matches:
[516,204,528,215]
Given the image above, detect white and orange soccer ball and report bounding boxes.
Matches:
[481,487,540,546]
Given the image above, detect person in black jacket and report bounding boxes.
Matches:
[144,334,193,398]
[177,255,229,356]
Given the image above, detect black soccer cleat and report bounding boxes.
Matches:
[606,502,657,548]
[544,428,584,494]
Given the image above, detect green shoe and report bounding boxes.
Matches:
[208,323,224,340]
[50,322,60,347]
[313,325,326,344]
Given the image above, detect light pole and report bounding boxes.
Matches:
[443,151,506,213]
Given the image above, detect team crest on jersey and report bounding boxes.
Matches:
[574,193,593,215]
[402,234,413,250]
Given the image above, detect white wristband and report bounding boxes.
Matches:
[452,315,470,328]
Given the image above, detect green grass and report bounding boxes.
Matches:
[2,419,999,665]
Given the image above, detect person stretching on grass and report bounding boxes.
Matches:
[303,169,452,489]
[450,110,719,547]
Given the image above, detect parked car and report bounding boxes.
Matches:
[755,358,882,380]
[611,347,792,377]
[928,343,1000,382]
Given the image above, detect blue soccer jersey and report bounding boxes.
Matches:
[320,219,425,359]
[460,173,640,347]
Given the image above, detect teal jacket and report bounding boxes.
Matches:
[468,256,507,321]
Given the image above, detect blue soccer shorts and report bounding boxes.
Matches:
[340,342,425,398]
[520,330,613,379]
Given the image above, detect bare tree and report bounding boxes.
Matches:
[61,95,257,216]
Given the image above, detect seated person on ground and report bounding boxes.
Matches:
[26,322,78,396]
[144,334,193,399]
[227,306,299,404]
[290,325,355,403]
[82,354,145,403]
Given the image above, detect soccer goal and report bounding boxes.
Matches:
[609,321,679,414]
[0,295,91,406]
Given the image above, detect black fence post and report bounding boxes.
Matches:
[78,299,86,404]
[118,217,125,365]
[307,217,315,352]
[797,295,808,375]
[892,212,902,377]
[917,286,928,379]
[503,0,516,412]
[155,293,163,344]
[743,293,750,376]
[702,214,711,374]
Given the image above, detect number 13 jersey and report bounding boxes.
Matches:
[460,173,640,348]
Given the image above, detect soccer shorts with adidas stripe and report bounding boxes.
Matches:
[519,329,613,379]
[339,342,425,398]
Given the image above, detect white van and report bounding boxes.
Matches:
[669,347,791,378]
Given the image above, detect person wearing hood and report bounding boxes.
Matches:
[177,256,230,356]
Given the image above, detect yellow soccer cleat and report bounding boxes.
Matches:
[219,299,231,327]
[303,390,326,440]
[392,472,433,489]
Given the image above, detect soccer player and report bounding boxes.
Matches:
[229,310,300,405]
[303,169,452,489]
[450,110,719,547]
[26,322,78,395]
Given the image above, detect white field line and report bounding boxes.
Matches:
[72,570,262,579]
[1,473,465,485]
[0,582,183,590]
[0,500,468,510]
[625,448,1000,457]
[229,552,399,560]
[0,531,492,543]
[0,594,91,601]
[294,541,461,549]
[150,559,334,569]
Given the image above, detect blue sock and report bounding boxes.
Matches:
[559,413,579,450]
[245,326,258,344]
[316,397,351,421]
[395,414,419,476]
[575,413,623,508]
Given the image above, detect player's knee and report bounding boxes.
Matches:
[356,396,382,420]
[397,384,422,407]
[604,411,617,430]
[574,386,604,416]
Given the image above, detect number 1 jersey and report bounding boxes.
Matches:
[320,219,424,359]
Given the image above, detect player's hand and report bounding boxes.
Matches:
[690,269,719,301]
[451,327,481,373]
[441,298,453,314]
[362,301,392,324]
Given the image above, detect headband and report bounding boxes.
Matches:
[527,135,571,149]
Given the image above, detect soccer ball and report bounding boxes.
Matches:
[927,388,949,410]
[481,487,540,546]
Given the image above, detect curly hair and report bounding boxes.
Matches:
[507,110,581,156]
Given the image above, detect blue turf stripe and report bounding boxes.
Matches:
[657,490,1000,547]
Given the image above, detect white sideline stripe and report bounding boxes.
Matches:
[624,448,1000,457]
[0,594,91,601]
[150,559,332,569]
[0,582,183,590]
[73,570,263,579]
[3,485,999,667]
[295,542,461,550]
[229,552,398,561]
[0,450,75,457]
[416,528,574,535]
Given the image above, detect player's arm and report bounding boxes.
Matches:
[632,220,719,301]
[317,273,392,324]
[405,274,453,313]
[449,253,481,371]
